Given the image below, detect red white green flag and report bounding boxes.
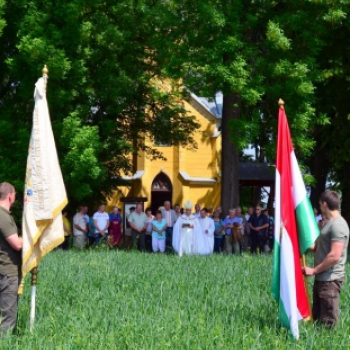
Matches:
[271,104,319,338]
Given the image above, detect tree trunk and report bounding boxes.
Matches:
[309,132,329,208]
[221,93,240,216]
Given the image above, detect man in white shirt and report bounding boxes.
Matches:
[83,206,90,231]
[128,203,147,251]
[73,206,88,249]
[161,201,177,253]
[93,204,110,245]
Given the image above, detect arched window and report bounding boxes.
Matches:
[151,173,173,213]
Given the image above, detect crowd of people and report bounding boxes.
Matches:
[62,200,276,255]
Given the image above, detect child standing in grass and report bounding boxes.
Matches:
[152,210,167,253]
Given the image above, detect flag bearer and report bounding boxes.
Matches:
[304,191,349,327]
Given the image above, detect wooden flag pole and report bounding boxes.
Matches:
[302,255,313,323]
[30,267,38,332]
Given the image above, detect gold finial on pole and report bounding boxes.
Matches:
[42,65,49,75]
[31,267,38,286]
[278,98,284,109]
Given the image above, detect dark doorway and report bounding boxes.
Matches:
[151,173,172,214]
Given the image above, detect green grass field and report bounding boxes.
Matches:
[3,250,350,349]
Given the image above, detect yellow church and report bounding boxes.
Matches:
[108,92,223,213]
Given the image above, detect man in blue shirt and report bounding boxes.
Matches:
[223,209,242,254]
[248,205,269,254]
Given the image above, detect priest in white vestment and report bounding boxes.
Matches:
[197,208,215,255]
[172,201,201,256]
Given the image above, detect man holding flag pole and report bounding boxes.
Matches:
[303,191,349,328]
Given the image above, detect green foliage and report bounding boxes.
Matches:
[61,114,106,201]
[2,0,350,210]
[266,21,291,51]
[160,0,330,211]
[0,0,5,36]
[4,251,350,348]
[0,0,200,205]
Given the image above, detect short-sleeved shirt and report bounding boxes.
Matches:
[88,217,96,238]
[73,212,87,236]
[128,212,147,230]
[145,216,154,232]
[223,217,243,235]
[83,214,90,225]
[248,214,269,237]
[213,219,224,237]
[109,213,122,223]
[93,211,109,233]
[152,219,167,239]
[63,216,71,237]
[0,206,21,276]
[315,216,349,281]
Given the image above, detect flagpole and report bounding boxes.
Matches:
[30,267,38,332]
[22,64,68,333]
[281,97,313,322]
[302,255,313,323]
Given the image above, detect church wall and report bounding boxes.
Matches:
[107,98,222,213]
[185,184,221,209]
[182,100,216,178]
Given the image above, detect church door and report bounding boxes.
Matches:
[151,173,172,214]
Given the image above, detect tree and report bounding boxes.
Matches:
[3,0,350,218]
[305,2,350,220]
[0,0,4,35]
[0,0,200,208]
[160,0,323,214]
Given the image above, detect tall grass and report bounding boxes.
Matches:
[3,251,350,349]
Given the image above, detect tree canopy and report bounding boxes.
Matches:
[1,0,350,217]
[159,0,325,212]
[0,0,199,208]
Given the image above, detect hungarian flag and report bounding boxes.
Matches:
[271,103,319,338]
[19,67,68,293]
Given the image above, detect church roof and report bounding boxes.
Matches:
[190,92,223,118]
[121,170,145,181]
[179,171,216,185]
